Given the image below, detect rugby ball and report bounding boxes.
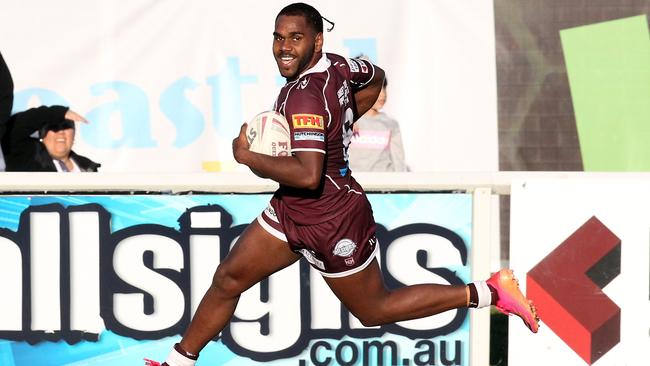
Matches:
[246,110,291,157]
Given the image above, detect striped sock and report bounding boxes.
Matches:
[467,281,492,308]
[165,343,197,366]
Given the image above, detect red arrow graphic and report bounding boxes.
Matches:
[527,216,621,365]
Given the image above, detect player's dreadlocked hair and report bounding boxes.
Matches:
[277,3,335,33]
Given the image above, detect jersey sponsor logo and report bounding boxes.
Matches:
[360,62,369,74]
[292,114,324,130]
[299,249,325,270]
[333,238,357,257]
[337,82,350,106]
[294,131,325,142]
[349,59,360,73]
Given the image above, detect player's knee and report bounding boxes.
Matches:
[210,264,246,298]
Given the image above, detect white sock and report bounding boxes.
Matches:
[165,347,197,366]
[473,280,493,308]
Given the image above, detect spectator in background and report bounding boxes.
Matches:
[348,77,408,172]
[0,51,14,171]
[1,105,100,172]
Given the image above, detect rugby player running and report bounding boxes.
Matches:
[151,3,538,365]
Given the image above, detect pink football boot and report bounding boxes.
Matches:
[144,360,166,366]
[487,269,540,333]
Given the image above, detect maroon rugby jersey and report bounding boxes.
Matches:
[273,53,376,225]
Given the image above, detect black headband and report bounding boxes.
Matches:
[323,16,335,32]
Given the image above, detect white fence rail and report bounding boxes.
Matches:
[3,171,648,194]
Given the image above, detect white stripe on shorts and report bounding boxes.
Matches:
[257,214,287,242]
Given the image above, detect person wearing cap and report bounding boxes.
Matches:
[1,105,100,172]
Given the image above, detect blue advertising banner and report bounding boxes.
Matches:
[0,193,472,366]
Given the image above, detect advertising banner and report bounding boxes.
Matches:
[0,192,473,365]
[0,0,498,173]
[509,179,650,365]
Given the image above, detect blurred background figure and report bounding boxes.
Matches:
[348,77,408,172]
[1,105,100,172]
[0,51,14,171]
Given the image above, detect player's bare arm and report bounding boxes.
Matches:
[233,123,324,189]
[353,65,385,117]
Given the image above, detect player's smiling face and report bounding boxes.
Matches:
[273,15,322,81]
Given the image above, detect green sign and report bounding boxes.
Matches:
[561,15,650,171]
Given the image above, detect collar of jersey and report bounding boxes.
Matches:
[292,53,330,82]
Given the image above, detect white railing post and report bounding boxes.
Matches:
[470,187,492,366]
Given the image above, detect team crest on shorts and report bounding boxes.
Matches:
[333,238,357,257]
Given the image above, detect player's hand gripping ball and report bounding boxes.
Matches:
[246,111,291,157]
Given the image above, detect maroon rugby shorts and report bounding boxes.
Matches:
[257,194,378,277]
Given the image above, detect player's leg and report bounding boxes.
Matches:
[318,194,468,325]
[323,258,467,326]
[176,219,300,359]
[324,258,539,332]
